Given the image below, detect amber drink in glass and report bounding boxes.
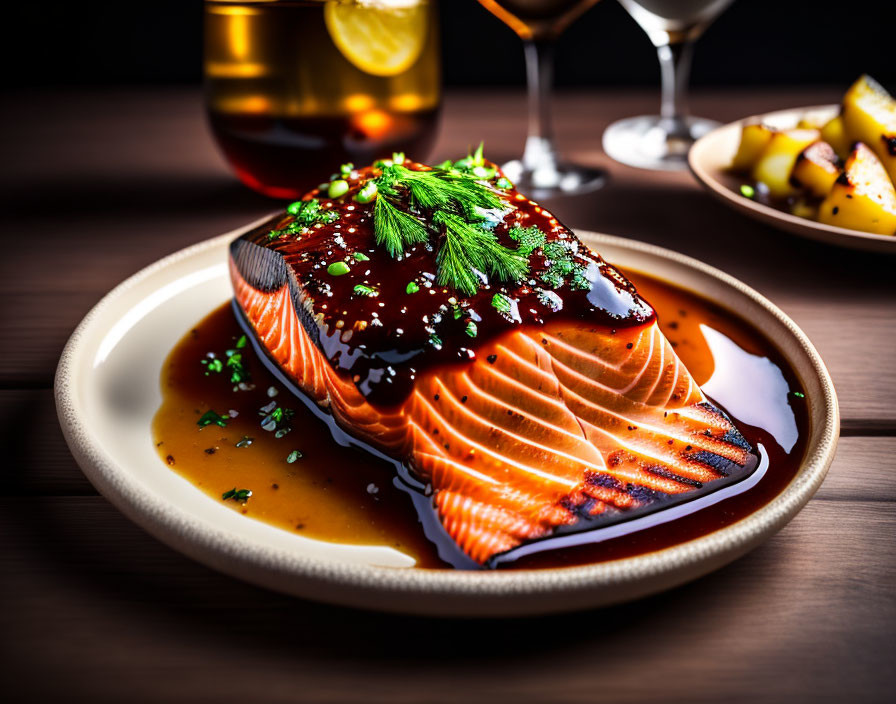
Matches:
[205,0,440,198]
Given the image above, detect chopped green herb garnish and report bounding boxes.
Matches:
[429,333,443,348]
[740,184,756,199]
[203,357,223,374]
[540,240,589,291]
[222,488,252,502]
[235,436,254,448]
[339,162,354,177]
[792,391,805,398]
[465,321,478,337]
[259,401,295,435]
[353,251,370,261]
[224,352,248,385]
[491,293,512,314]
[327,261,351,276]
[328,179,349,198]
[271,199,338,239]
[353,284,378,297]
[495,176,513,189]
[369,154,534,295]
[508,225,546,256]
[406,281,420,294]
[354,181,378,203]
[197,410,229,428]
[202,339,251,387]
[286,450,303,463]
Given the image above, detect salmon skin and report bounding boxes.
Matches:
[229,157,757,568]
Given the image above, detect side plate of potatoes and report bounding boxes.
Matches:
[689,76,896,253]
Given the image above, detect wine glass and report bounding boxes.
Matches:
[477,1,607,197]
[602,0,733,171]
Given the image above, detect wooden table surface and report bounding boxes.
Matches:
[2,87,894,703]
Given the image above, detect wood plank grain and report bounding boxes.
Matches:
[1,496,892,703]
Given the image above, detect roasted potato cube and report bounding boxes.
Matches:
[818,142,896,235]
[841,74,896,185]
[820,116,851,160]
[791,141,841,198]
[730,123,775,172]
[751,129,820,199]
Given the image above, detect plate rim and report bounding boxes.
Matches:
[688,103,896,251]
[55,223,840,616]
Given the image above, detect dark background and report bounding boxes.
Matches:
[6,0,894,89]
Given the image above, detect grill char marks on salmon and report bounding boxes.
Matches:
[229,157,757,567]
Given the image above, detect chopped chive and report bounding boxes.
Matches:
[465,321,478,337]
[197,410,229,428]
[792,391,805,398]
[203,358,223,374]
[354,181,378,204]
[235,335,247,349]
[491,293,512,314]
[740,184,756,199]
[353,252,370,262]
[495,176,513,189]
[327,261,351,276]
[353,284,378,297]
[286,450,303,463]
[222,488,252,502]
[339,162,354,177]
[406,281,420,294]
[235,436,254,448]
[328,179,349,198]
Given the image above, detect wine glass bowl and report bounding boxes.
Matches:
[602,0,733,171]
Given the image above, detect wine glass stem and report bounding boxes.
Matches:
[522,39,558,173]
[657,40,694,136]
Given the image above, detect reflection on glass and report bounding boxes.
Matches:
[477,0,607,197]
[602,0,733,171]
[204,0,441,199]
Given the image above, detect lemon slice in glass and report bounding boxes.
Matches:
[324,0,427,78]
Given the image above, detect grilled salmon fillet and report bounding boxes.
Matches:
[230,155,756,567]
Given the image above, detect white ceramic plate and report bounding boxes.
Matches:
[55,220,839,616]
[689,104,896,253]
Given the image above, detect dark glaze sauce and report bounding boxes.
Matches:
[230,162,652,407]
[152,270,808,571]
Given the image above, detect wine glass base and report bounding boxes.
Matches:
[602,115,720,171]
[500,160,608,199]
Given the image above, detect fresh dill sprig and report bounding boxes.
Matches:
[434,211,529,295]
[374,195,428,256]
[370,156,529,295]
